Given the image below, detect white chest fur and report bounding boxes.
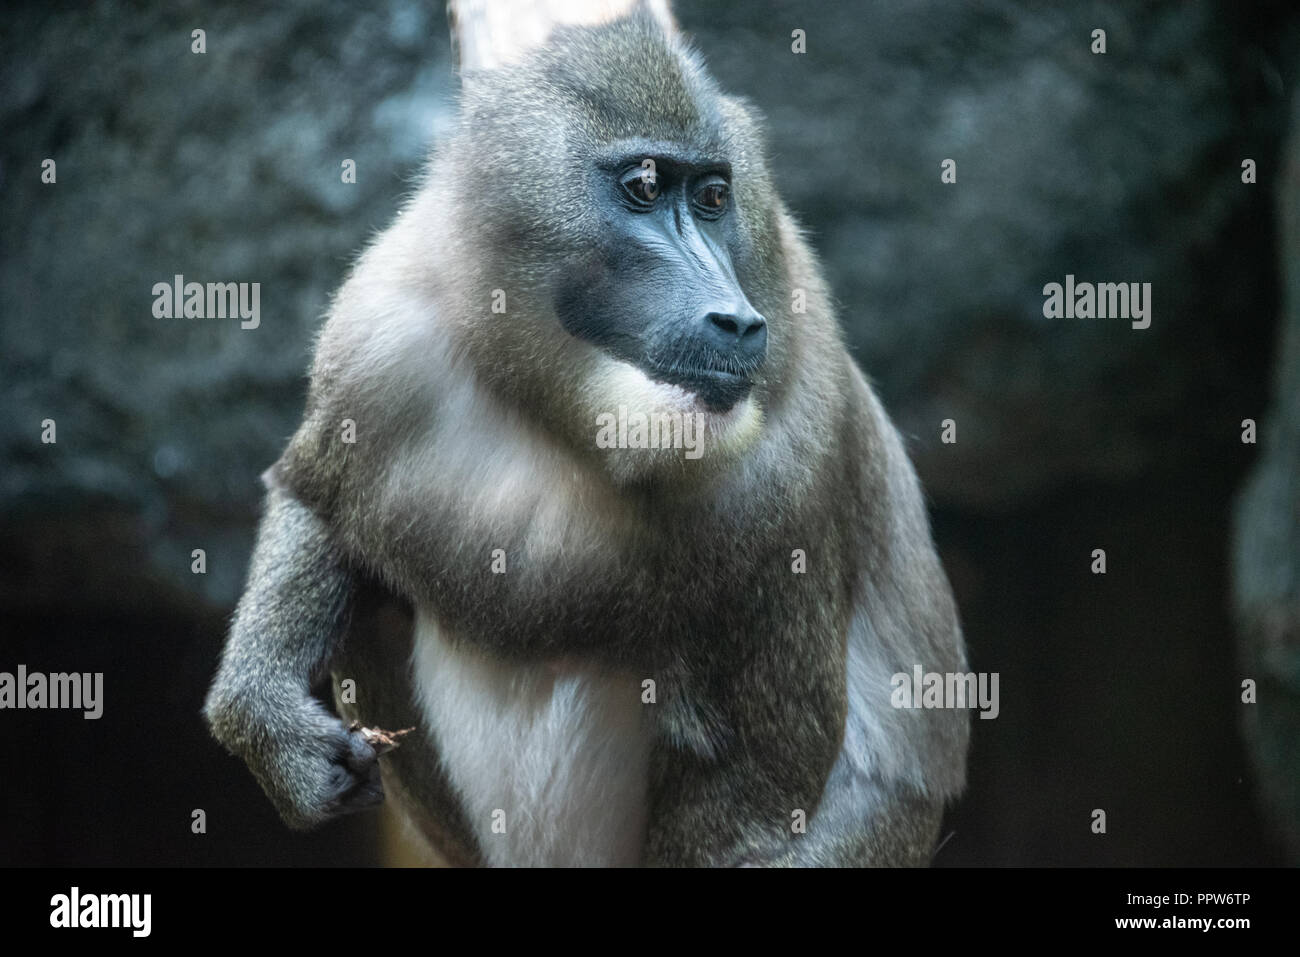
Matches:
[410,608,653,867]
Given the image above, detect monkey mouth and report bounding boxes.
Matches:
[645,362,756,413]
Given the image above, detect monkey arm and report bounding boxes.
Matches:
[647,399,966,866]
[202,485,383,829]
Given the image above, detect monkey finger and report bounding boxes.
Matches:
[341,766,385,811]
[341,727,379,774]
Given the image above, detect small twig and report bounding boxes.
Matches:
[350,722,415,756]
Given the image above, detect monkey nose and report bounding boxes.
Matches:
[704,308,767,362]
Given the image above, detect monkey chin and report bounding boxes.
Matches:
[584,357,765,488]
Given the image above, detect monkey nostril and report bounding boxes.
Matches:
[703,309,767,363]
[709,313,741,337]
[707,311,766,340]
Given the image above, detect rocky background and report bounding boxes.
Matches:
[1,0,1296,865]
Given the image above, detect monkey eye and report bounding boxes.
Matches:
[620,167,661,207]
[693,178,730,217]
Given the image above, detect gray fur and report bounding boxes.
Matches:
[202,486,381,829]
[204,14,968,866]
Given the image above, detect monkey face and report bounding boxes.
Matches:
[440,18,795,484]
[553,145,767,415]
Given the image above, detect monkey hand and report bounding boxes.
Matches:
[206,689,384,830]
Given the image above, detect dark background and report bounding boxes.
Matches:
[1,0,1297,866]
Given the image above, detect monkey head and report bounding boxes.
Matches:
[435,15,800,488]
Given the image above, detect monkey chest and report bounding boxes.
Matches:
[408,606,653,866]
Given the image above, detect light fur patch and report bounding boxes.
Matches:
[410,607,652,867]
[582,356,764,483]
